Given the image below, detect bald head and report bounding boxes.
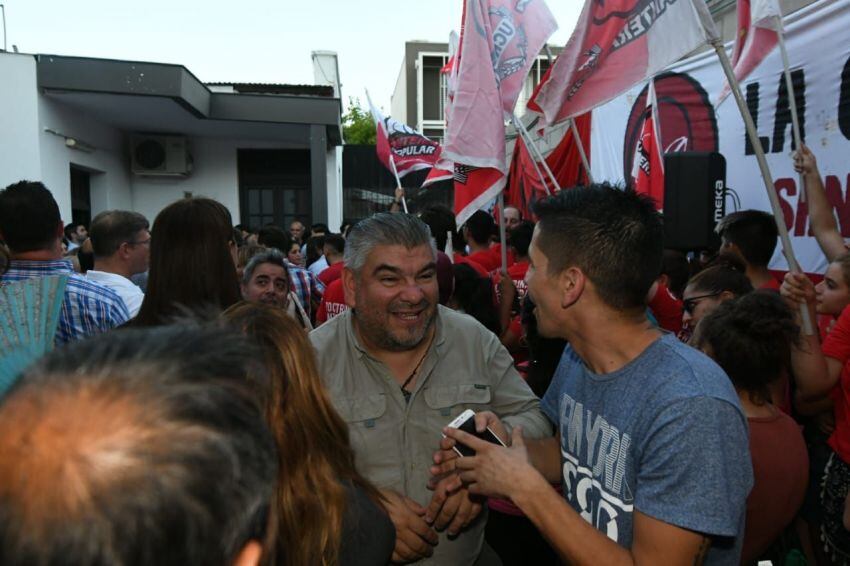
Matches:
[0,325,276,566]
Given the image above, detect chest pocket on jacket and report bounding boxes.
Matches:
[335,394,395,483]
[336,393,387,428]
[424,383,492,418]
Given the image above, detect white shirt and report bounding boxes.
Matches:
[308,255,328,276]
[86,270,145,318]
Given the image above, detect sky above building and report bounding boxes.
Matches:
[2,0,582,114]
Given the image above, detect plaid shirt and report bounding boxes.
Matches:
[286,262,324,319]
[1,259,130,344]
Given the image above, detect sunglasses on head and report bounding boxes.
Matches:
[683,292,721,315]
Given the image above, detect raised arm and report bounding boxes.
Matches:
[795,145,846,261]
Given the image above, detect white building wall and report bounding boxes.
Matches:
[0,54,43,193]
[0,52,335,228]
[37,96,133,222]
[326,145,343,231]
[130,138,308,224]
[391,60,408,124]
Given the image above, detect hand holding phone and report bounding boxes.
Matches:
[444,409,507,457]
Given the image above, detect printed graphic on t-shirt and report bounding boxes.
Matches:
[560,392,634,543]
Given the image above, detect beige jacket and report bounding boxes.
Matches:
[310,305,553,565]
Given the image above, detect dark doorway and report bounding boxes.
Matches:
[237,149,312,230]
[70,166,92,227]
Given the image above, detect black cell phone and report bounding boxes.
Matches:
[445,409,507,457]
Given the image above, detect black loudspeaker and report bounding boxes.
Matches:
[663,152,726,251]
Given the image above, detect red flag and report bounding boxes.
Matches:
[506,113,592,218]
[453,165,506,225]
[367,92,443,178]
[422,165,454,188]
[441,0,558,226]
[630,80,664,209]
[529,0,718,126]
[716,0,782,104]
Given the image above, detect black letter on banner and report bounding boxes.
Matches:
[772,69,806,153]
[840,56,850,140]
[745,82,771,155]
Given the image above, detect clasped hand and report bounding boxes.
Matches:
[428,411,534,502]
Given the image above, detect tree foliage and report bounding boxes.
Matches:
[342,97,377,145]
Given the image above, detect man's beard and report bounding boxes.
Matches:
[354,301,436,352]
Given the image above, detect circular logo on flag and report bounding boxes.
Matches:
[592,0,649,25]
[622,72,719,183]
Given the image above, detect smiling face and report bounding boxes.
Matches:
[525,225,571,339]
[241,262,290,309]
[344,243,438,352]
[816,261,850,316]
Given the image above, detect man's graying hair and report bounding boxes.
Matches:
[242,248,289,285]
[344,213,435,273]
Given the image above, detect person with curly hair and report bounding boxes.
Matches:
[696,292,808,563]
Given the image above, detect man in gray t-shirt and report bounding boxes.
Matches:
[540,335,751,563]
[437,185,753,565]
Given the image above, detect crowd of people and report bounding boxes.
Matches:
[0,144,848,565]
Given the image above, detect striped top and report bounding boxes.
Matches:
[1,259,130,344]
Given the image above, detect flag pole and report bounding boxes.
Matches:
[712,40,814,335]
[513,126,552,196]
[388,155,409,213]
[777,30,805,202]
[569,118,594,184]
[512,114,563,192]
[497,193,508,273]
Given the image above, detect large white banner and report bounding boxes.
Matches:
[590,0,850,275]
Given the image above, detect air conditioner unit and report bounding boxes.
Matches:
[130,135,192,176]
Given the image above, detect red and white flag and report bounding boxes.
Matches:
[630,79,665,209]
[716,0,782,104]
[441,0,558,226]
[366,92,443,178]
[529,0,718,126]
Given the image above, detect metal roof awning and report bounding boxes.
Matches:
[36,55,343,146]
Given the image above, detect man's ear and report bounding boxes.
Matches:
[231,540,263,566]
[559,266,586,309]
[55,221,64,239]
[342,267,357,308]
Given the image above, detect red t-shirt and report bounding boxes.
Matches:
[821,306,850,464]
[648,282,683,334]
[454,254,489,278]
[466,249,501,273]
[316,279,349,325]
[318,262,344,287]
[760,277,782,292]
[486,243,516,270]
[492,261,530,304]
[742,412,809,562]
[508,261,529,301]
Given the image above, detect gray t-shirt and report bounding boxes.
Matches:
[541,333,752,563]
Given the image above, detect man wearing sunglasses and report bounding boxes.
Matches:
[87,210,151,318]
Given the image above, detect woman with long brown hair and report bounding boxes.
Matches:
[221,302,394,566]
[135,197,240,326]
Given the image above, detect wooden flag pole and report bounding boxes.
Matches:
[511,116,552,196]
[388,155,409,213]
[712,40,814,335]
[569,118,594,184]
[777,30,806,202]
[497,193,508,273]
[512,114,563,192]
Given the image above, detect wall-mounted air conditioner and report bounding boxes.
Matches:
[130,135,192,177]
